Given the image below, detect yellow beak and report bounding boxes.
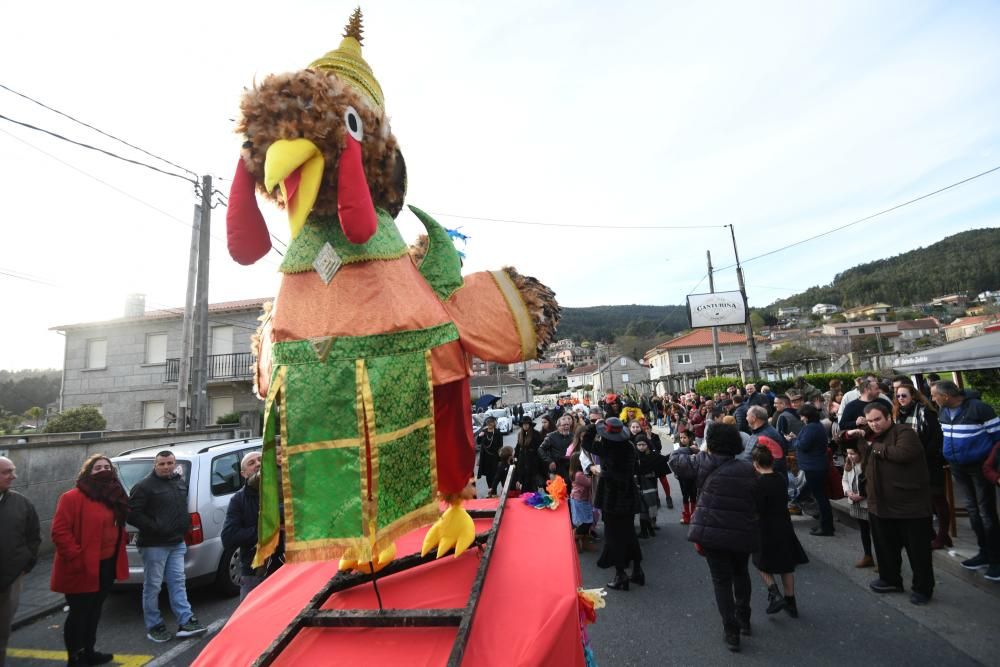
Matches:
[264,139,325,239]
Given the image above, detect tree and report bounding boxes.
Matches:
[749,311,766,331]
[44,407,107,433]
[24,406,43,428]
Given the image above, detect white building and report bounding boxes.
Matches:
[812,303,840,316]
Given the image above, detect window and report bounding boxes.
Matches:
[210,451,243,496]
[858,328,866,334]
[211,325,234,355]
[621,373,630,383]
[210,396,235,425]
[142,401,165,429]
[619,358,627,367]
[676,354,692,364]
[86,339,107,369]
[874,327,881,333]
[145,333,167,364]
[839,329,849,336]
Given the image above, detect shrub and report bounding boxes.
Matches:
[43,407,107,433]
[216,412,242,425]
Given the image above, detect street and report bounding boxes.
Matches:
[8,423,997,666]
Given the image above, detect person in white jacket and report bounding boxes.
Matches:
[842,447,874,569]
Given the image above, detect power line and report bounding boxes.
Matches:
[0,82,200,180]
[0,113,196,184]
[0,128,284,265]
[427,211,728,230]
[686,273,708,295]
[715,163,1000,272]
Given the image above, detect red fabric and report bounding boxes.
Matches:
[226,158,272,265]
[336,136,377,244]
[434,379,476,495]
[194,500,584,667]
[826,449,845,500]
[50,489,128,594]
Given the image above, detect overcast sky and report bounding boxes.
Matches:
[2,0,999,371]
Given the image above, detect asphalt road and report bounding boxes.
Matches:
[7,582,239,667]
[579,479,986,667]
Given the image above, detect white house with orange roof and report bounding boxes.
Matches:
[644,330,767,391]
[943,315,998,342]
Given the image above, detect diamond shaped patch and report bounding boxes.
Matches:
[313,242,342,285]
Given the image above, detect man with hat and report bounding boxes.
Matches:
[580,418,644,591]
[476,417,502,497]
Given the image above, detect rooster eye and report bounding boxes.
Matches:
[343,106,363,142]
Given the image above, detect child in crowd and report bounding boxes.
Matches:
[675,430,699,524]
[841,447,874,568]
[634,435,660,538]
[642,420,674,509]
[569,451,594,552]
[752,445,807,618]
[494,446,515,497]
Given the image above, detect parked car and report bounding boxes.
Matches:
[483,408,513,434]
[112,437,262,597]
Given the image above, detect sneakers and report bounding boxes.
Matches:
[961,553,990,570]
[869,578,904,594]
[985,564,1000,581]
[147,624,172,643]
[176,617,207,638]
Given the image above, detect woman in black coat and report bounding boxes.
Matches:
[475,417,502,496]
[514,416,544,492]
[580,418,643,591]
[669,423,758,653]
[752,445,807,618]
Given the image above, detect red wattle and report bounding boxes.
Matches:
[336,136,377,244]
[226,159,272,265]
[283,168,302,209]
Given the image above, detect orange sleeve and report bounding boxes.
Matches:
[444,271,537,364]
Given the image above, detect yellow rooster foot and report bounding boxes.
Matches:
[421,500,475,559]
[338,542,397,574]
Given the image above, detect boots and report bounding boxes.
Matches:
[579,533,592,552]
[784,596,799,618]
[638,521,652,539]
[608,569,630,591]
[575,535,583,553]
[855,555,874,568]
[85,651,114,666]
[765,584,787,614]
[681,501,691,525]
[68,649,87,667]
[630,564,646,586]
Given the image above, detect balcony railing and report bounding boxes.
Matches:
[165,352,254,383]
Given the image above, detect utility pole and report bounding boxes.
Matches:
[707,250,721,375]
[189,175,212,430]
[175,202,201,432]
[727,225,761,379]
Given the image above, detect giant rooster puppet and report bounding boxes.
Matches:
[225,9,559,573]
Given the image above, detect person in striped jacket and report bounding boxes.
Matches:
[931,380,1000,582]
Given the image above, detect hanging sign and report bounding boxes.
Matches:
[686,291,748,328]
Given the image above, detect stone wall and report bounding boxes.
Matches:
[0,427,237,554]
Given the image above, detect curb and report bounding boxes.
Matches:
[11,599,65,631]
[830,499,1000,598]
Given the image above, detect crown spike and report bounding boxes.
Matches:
[344,7,364,44]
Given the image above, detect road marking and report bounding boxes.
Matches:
[7,648,152,666]
[143,617,228,667]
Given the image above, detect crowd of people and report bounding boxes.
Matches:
[477,374,1000,653]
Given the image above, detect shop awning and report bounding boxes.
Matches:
[892,332,1000,374]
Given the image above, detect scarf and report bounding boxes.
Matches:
[77,470,130,525]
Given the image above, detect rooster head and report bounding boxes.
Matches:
[227,8,406,264]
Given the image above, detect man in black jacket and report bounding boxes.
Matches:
[0,456,39,665]
[222,452,283,600]
[127,451,205,643]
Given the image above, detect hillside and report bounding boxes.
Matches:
[556,305,689,343]
[0,369,61,415]
[767,228,1000,311]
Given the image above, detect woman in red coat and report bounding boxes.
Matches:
[50,454,129,666]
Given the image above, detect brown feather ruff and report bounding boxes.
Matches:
[235,69,405,218]
[408,234,429,266]
[501,266,561,357]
